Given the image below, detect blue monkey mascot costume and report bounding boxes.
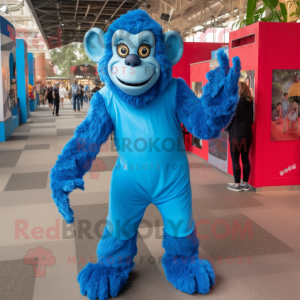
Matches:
[50,9,241,300]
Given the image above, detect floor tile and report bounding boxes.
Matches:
[24,144,50,150]
[0,150,22,168]
[4,172,49,191]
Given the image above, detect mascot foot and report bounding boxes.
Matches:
[162,229,215,294]
[77,262,131,300]
[162,255,215,294]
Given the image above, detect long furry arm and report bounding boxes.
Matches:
[50,92,114,223]
[176,50,241,140]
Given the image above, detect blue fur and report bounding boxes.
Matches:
[77,227,137,300]
[176,49,241,140]
[162,228,215,294]
[49,92,114,223]
[98,9,172,107]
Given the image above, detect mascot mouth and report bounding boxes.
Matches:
[117,76,152,87]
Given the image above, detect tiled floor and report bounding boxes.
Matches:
[1,101,300,300]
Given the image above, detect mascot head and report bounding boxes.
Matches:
[83,9,184,107]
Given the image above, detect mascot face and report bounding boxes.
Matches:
[108,30,159,96]
[83,9,184,105]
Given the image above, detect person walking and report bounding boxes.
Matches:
[59,84,67,108]
[45,82,53,111]
[40,83,46,106]
[72,80,80,112]
[84,84,90,103]
[91,79,101,98]
[227,82,253,192]
[52,82,60,116]
[79,84,84,109]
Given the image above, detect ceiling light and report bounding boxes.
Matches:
[0,5,9,14]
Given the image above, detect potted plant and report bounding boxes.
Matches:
[232,0,292,29]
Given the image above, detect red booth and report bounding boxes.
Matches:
[173,42,228,84]
[188,22,300,190]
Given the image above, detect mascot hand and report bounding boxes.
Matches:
[202,49,241,118]
[51,178,84,224]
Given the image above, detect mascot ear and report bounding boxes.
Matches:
[164,31,184,66]
[83,28,105,63]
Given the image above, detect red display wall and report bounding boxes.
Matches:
[189,61,210,160]
[173,42,227,155]
[173,42,227,84]
[230,22,300,188]
[189,22,300,188]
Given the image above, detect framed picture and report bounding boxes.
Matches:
[271,70,300,141]
[191,82,203,149]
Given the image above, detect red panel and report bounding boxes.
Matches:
[173,42,227,84]
[189,61,211,160]
[174,42,227,156]
[229,22,300,187]
[228,23,260,186]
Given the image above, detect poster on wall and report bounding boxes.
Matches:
[240,70,255,98]
[0,19,16,122]
[240,70,255,121]
[208,130,228,172]
[271,70,300,141]
[191,82,203,149]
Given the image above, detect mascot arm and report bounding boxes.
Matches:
[176,50,241,140]
[50,92,114,223]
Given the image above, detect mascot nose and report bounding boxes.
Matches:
[125,54,141,67]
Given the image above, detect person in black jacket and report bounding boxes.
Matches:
[91,79,101,98]
[52,82,60,116]
[45,82,53,111]
[227,81,253,192]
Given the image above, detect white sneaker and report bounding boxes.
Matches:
[240,183,250,191]
[227,184,242,192]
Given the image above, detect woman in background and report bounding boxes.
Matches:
[227,82,253,192]
[59,84,66,108]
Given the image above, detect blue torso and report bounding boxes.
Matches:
[101,78,190,198]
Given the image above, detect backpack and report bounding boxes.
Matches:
[72,84,80,95]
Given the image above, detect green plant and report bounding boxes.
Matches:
[49,43,95,77]
[288,0,300,20]
[232,0,288,29]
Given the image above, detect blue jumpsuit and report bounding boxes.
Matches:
[101,78,194,240]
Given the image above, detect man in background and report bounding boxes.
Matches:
[91,79,101,98]
[40,83,46,105]
[45,82,53,111]
[84,84,90,103]
[72,80,80,112]
[52,82,60,116]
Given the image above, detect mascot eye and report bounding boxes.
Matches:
[117,44,129,58]
[138,44,151,58]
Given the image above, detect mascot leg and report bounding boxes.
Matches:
[77,226,137,300]
[161,228,215,294]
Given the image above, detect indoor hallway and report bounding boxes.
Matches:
[1,102,300,300]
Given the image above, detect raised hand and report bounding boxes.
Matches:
[202,49,241,119]
[176,49,241,140]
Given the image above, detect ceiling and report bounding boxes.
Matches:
[26,0,141,48]
[23,0,249,49]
